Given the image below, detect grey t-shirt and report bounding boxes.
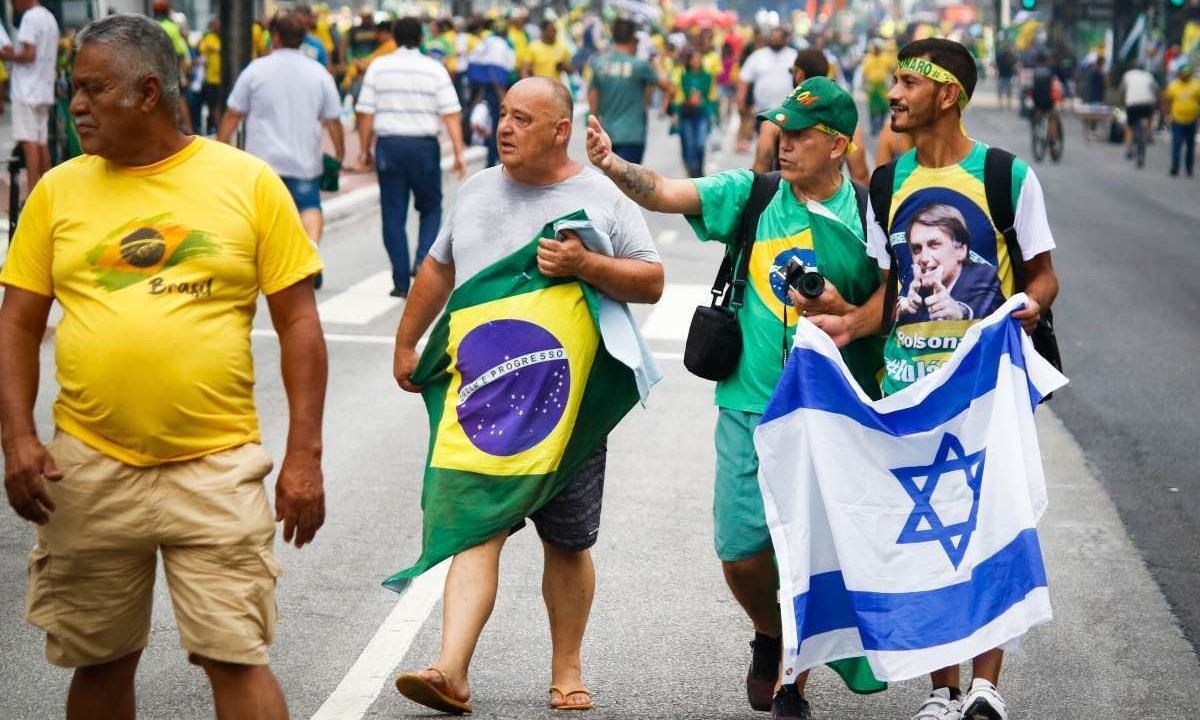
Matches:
[226,48,341,180]
[429,165,660,286]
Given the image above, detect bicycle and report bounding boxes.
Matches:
[1031,108,1064,163]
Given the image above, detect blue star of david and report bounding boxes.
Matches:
[891,433,986,569]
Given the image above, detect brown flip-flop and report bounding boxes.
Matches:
[548,686,594,711]
[395,668,474,715]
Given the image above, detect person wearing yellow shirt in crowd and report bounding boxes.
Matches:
[523,20,573,81]
[0,15,327,720]
[198,17,222,135]
[507,12,530,78]
[696,28,723,77]
[1164,65,1200,178]
[861,41,893,136]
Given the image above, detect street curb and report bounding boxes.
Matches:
[323,146,487,226]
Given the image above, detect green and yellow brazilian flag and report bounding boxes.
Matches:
[383,211,640,593]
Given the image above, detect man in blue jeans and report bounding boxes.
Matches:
[357,17,466,297]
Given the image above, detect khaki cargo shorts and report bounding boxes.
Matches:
[25,432,281,668]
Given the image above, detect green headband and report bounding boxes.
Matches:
[897,56,970,110]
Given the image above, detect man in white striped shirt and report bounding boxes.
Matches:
[356,17,466,298]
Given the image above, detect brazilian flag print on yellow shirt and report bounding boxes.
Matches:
[383,210,639,593]
[86,214,221,292]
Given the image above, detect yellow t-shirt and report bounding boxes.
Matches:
[527,40,570,78]
[199,31,221,85]
[0,139,323,466]
[1165,77,1200,124]
[862,53,893,86]
[508,26,529,66]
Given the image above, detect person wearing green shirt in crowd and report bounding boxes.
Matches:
[587,17,669,164]
[586,76,885,720]
[670,46,720,177]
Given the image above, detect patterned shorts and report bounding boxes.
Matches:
[522,442,608,552]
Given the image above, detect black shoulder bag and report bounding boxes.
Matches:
[683,172,781,381]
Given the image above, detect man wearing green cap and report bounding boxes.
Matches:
[866,37,1059,720]
[586,75,885,720]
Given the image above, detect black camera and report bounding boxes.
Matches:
[785,257,825,300]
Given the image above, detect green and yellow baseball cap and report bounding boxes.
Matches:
[758,76,859,140]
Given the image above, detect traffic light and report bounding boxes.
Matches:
[1020,0,1037,10]
[1168,0,1185,7]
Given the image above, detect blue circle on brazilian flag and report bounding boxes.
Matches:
[769,248,819,304]
[455,319,571,456]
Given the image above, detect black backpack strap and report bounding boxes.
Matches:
[727,171,781,310]
[868,160,898,328]
[851,179,869,241]
[983,146,1028,291]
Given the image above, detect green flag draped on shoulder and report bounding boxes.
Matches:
[383,210,640,593]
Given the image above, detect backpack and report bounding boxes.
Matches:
[867,147,1063,381]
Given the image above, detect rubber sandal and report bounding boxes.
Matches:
[549,686,594,711]
[395,668,474,715]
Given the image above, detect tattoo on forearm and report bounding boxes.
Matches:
[617,163,659,201]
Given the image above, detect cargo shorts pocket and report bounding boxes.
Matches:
[25,546,57,632]
[255,548,283,645]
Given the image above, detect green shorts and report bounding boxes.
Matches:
[713,408,772,562]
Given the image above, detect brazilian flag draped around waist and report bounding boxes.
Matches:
[383,210,640,593]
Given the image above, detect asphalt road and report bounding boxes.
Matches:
[966,94,1200,656]
[1,95,1199,720]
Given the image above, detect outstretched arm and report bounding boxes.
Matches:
[585,115,701,214]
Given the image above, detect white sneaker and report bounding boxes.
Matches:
[962,678,1008,720]
[912,688,963,720]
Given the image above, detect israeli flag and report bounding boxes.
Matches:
[755,294,1068,682]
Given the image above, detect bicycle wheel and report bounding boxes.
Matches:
[1032,117,1047,162]
[1049,117,1064,162]
[1136,123,1147,168]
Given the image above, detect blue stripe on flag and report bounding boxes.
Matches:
[762,317,1034,434]
[793,529,1047,651]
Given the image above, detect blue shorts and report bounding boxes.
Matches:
[281,176,322,213]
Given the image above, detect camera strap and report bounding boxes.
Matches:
[709,171,781,313]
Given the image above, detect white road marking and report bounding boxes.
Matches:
[308,560,451,720]
[317,271,403,326]
[640,284,710,341]
[656,229,678,246]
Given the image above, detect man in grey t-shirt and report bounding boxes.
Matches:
[219,11,344,288]
[390,77,662,715]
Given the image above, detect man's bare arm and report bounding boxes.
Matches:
[265,279,328,548]
[0,287,62,524]
[216,110,245,145]
[585,116,701,214]
[323,118,345,164]
[394,258,456,393]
